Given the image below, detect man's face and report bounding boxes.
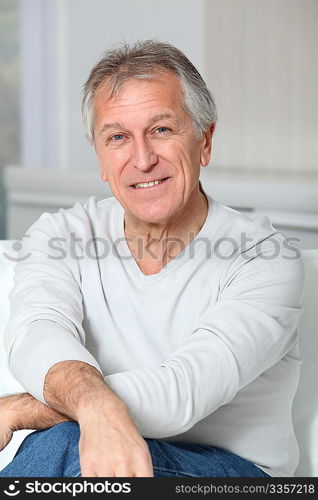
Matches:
[93,71,213,224]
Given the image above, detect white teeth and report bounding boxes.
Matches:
[134,178,166,188]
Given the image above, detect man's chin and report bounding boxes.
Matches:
[126,204,178,226]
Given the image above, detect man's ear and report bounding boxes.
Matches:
[200,124,215,167]
[85,135,93,147]
[100,170,108,182]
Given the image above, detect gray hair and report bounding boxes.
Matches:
[82,40,217,143]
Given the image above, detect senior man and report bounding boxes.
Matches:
[0,40,303,478]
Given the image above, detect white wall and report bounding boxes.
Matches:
[205,0,318,174]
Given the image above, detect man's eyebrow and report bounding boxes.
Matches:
[98,113,175,137]
[148,113,175,125]
[98,122,124,137]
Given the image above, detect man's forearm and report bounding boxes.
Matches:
[43,360,127,424]
[0,361,122,433]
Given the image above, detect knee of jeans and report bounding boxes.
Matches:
[37,422,80,447]
[15,422,80,458]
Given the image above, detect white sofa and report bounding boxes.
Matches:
[0,239,318,476]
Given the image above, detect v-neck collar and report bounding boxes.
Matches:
[113,193,217,285]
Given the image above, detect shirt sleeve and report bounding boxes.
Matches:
[3,213,103,404]
[105,237,305,438]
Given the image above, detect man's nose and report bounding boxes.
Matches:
[131,137,159,170]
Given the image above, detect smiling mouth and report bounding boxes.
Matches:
[130,177,170,189]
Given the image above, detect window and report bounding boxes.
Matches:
[0,0,20,238]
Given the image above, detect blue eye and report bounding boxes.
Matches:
[112,134,124,141]
[156,127,169,134]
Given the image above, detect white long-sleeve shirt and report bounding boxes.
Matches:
[4,193,304,477]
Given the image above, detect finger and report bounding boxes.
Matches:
[80,458,99,477]
[115,467,134,477]
[82,463,115,478]
[113,457,135,477]
[0,430,13,451]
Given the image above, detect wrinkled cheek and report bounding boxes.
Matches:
[97,156,118,181]
[179,152,198,176]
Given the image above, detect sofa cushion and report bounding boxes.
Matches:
[0,240,35,472]
[0,240,25,396]
[293,250,318,476]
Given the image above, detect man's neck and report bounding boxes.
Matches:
[123,188,209,274]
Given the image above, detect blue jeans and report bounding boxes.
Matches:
[0,422,271,477]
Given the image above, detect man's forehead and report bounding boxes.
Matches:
[94,74,186,135]
[94,69,183,104]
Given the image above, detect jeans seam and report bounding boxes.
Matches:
[153,466,197,477]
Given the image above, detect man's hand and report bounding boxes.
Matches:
[44,361,153,477]
[78,398,153,477]
[0,417,13,453]
[0,393,73,453]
